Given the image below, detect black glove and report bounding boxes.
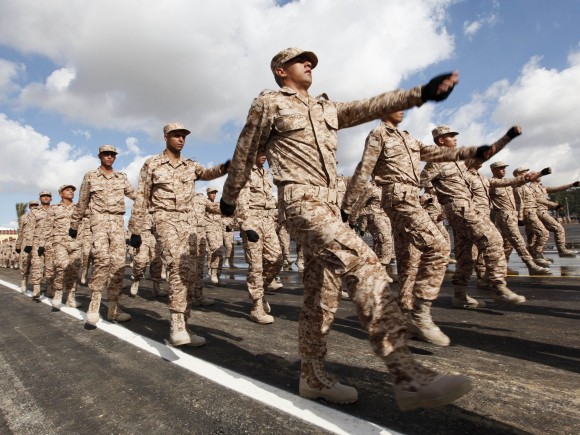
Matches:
[129,234,142,249]
[38,246,45,256]
[220,198,236,216]
[358,229,365,237]
[421,72,456,103]
[223,159,231,173]
[506,126,522,139]
[540,167,552,176]
[69,228,78,239]
[16,248,21,254]
[340,209,349,223]
[475,145,492,160]
[518,220,525,226]
[225,225,232,232]
[246,230,259,243]
[573,181,579,187]
[24,246,32,253]
[555,204,563,211]
[125,238,131,245]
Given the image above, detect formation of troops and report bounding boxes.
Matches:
[6,47,579,412]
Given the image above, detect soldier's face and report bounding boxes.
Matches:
[207,192,216,202]
[99,152,117,167]
[165,130,188,153]
[60,187,75,201]
[492,167,506,178]
[277,56,313,88]
[256,154,267,166]
[39,195,51,205]
[384,111,404,125]
[438,134,457,148]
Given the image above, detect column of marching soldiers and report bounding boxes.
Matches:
[5,47,580,412]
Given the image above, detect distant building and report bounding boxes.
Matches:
[0,228,18,242]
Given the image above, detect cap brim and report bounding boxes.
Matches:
[281,51,318,69]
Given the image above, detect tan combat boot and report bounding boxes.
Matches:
[250,298,274,324]
[385,347,472,411]
[86,292,102,324]
[476,278,492,289]
[266,279,283,292]
[169,312,191,346]
[130,279,140,296]
[209,268,218,284]
[20,278,27,293]
[299,357,358,404]
[107,301,131,322]
[407,299,450,346]
[524,259,551,275]
[152,281,168,298]
[32,284,41,299]
[493,284,526,304]
[66,286,81,308]
[51,289,63,308]
[452,286,486,309]
[533,257,551,267]
[558,248,577,258]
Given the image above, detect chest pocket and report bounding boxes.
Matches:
[439,166,457,179]
[180,168,197,184]
[323,105,338,130]
[274,110,308,133]
[90,180,105,193]
[383,143,405,159]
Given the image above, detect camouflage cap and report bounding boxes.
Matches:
[513,167,530,176]
[98,144,118,154]
[432,125,459,140]
[163,122,191,136]
[490,161,509,169]
[58,184,76,193]
[270,47,318,72]
[206,187,218,194]
[39,191,52,197]
[29,200,39,206]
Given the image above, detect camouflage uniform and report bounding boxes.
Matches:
[238,164,283,323]
[204,190,224,282]
[489,167,546,272]
[277,207,292,269]
[221,75,454,399]
[129,148,225,344]
[44,197,83,307]
[79,214,93,284]
[16,205,35,290]
[28,203,55,295]
[71,164,137,321]
[421,132,526,304]
[515,183,549,259]
[130,213,163,292]
[532,181,577,257]
[222,216,236,268]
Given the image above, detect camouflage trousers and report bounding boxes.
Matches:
[384,188,449,308]
[88,214,126,302]
[29,245,54,286]
[154,212,196,314]
[132,230,163,282]
[80,231,93,278]
[495,210,534,263]
[283,187,406,360]
[206,226,223,270]
[19,251,31,278]
[364,213,393,266]
[241,213,282,301]
[472,245,487,280]
[524,209,549,258]
[434,219,451,247]
[52,238,81,292]
[195,225,207,291]
[223,228,235,265]
[445,201,506,287]
[537,210,567,254]
[278,223,292,265]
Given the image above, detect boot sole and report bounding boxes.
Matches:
[299,388,358,404]
[408,331,450,347]
[397,378,473,411]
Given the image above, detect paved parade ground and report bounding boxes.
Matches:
[1,227,579,435]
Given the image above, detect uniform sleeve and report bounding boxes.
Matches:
[194,162,227,181]
[514,186,525,220]
[236,181,251,220]
[489,175,528,189]
[419,141,478,163]
[349,184,372,222]
[335,87,423,129]
[70,173,91,231]
[420,163,441,187]
[545,183,574,193]
[222,97,274,205]
[205,199,221,215]
[128,160,153,235]
[342,129,382,213]
[124,176,137,201]
[15,215,27,249]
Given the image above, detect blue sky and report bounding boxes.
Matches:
[0,0,579,228]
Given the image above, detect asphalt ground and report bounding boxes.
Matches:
[0,225,579,434]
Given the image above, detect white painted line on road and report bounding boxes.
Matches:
[0,279,401,435]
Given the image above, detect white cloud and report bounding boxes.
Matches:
[463,20,483,37]
[0,58,23,99]
[71,128,91,140]
[126,136,141,156]
[0,0,455,140]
